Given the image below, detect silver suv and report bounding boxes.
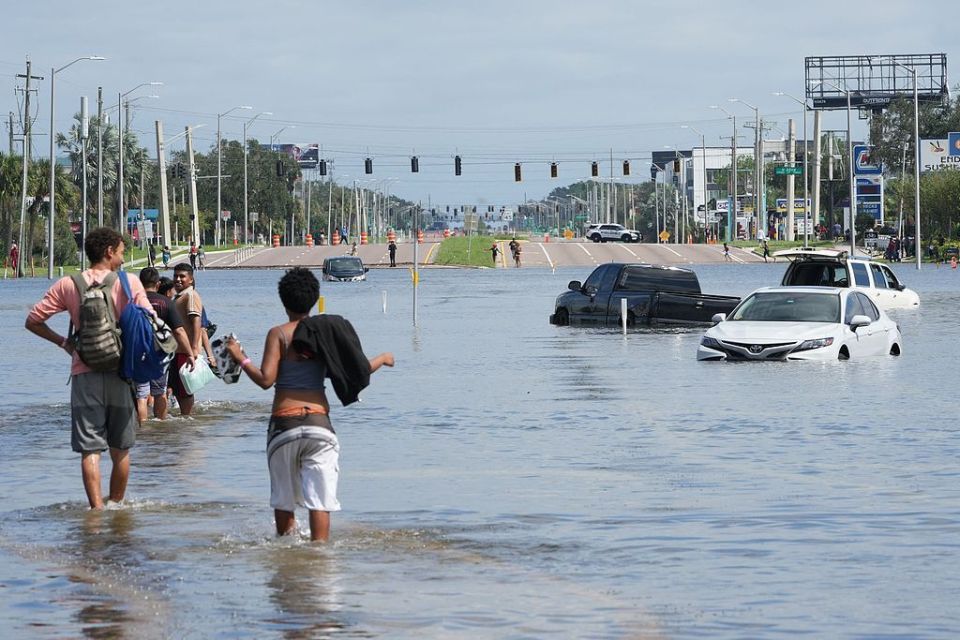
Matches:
[587,223,642,243]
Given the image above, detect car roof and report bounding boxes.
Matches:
[747,286,844,296]
[772,247,873,262]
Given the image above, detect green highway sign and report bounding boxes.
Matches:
[775,166,803,176]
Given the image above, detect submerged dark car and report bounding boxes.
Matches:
[322,256,368,282]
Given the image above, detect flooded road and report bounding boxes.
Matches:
[1,262,958,638]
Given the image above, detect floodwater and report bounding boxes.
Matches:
[1,259,958,638]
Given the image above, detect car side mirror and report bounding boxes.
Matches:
[894,282,905,291]
[850,314,871,329]
[364,267,369,273]
[711,313,726,324]
[568,280,582,292]
[584,285,598,297]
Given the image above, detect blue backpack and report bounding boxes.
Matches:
[118,271,176,383]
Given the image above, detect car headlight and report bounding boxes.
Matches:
[794,337,835,352]
[700,336,722,349]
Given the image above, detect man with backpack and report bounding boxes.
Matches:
[25,227,153,510]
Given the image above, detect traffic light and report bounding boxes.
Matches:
[550,162,558,178]
[454,155,462,176]
[673,159,681,173]
[514,163,522,182]
[591,161,599,177]
[411,156,419,173]
[623,160,630,176]
[364,157,373,174]
[276,160,285,177]
[178,163,187,179]
[318,159,327,176]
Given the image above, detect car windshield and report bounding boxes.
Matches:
[730,291,840,323]
[326,257,364,274]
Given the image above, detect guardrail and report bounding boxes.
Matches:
[233,247,258,266]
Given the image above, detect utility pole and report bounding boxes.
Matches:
[7,112,13,154]
[787,118,796,241]
[185,126,200,244]
[97,88,104,226]
[155,121,171,248]
[17,59,43,272]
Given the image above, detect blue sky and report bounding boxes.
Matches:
[3,0,958,206]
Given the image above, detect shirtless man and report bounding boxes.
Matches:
[168,263,215,416]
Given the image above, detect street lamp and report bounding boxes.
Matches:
[118,81,162,236]
[729,98,762,239]
[157,124,206,248]
[884,59,922,269]
[269,125,294,148]
[811,80,856,256]
[773,91,811,247]
[710,105,738,243]
[47,55,105,278]
[681,125,709,243]
[243,111,272,244]
[216,105,252,247]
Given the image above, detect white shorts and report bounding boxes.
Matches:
[267,426,341,513]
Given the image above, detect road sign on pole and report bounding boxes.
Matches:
[775,166,803,176]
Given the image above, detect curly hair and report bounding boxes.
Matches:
[84,227,124,265]
[278,267,319,314]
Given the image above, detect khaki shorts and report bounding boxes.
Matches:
[70,372,138,453]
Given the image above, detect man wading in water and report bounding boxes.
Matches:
[226,267,394,541]
[25,227,152,509]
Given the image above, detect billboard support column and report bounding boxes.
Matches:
[812,110,822,231]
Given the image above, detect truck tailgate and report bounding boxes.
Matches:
[650,292,740,325]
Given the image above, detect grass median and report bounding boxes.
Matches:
[433,236,500,267]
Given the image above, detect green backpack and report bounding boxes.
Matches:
[69,272,123,372]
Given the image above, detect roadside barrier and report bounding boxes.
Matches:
[332,229,340,245]
[443,229,450,239]
[306,234,314,247]
[544,233,550,243]
[272,234,280,248]
[360,232,368,245]
[233,247,257,266]
[387,230,396,243]
[417,229,424,244]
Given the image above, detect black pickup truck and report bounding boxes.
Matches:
[549,263,740,327]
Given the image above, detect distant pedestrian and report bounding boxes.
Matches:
[388,240,397,267]
[349,242,358,256]
[189,242,198,269]
[512,242,522,268]
[491,242,500,265]
[762,239,771,263]
[148,242,157,267]
[197,245,206,270]
[162,246,171,268]
[8,241,19,277]
[723,242,731,261]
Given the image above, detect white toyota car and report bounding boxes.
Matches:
[697,287,903,361]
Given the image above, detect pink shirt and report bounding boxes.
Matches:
[28,268,152,376]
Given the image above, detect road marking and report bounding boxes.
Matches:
[538,243,554,269]
[577,244,597,263]
[617,244,638,258]
[423,243,439,263]
[657,244,683,258]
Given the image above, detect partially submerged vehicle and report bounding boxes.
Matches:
[321,256,368,282]
[774,247,919,310]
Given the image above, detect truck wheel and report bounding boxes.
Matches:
[621,234,631,242]
[554,308,569,326]
[591,234,601,243]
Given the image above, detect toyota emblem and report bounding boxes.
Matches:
[748,344,764,354]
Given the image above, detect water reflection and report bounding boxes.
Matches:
[263,546,347,638]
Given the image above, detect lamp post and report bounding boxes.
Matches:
[710,105,738,243]
[243,111,272,244]
[729,98,761,239]
[216,105,252,247]
[887,60,922,269]
[269,125,294,148]
[47,55,104,278]
[118,81,162,236]
[814,80,856,256]
[681,125,709,243]
[774,91,811,247]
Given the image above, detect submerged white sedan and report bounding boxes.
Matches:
[697,287,903,361]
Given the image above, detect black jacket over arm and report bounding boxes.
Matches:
[291,315,370,406]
